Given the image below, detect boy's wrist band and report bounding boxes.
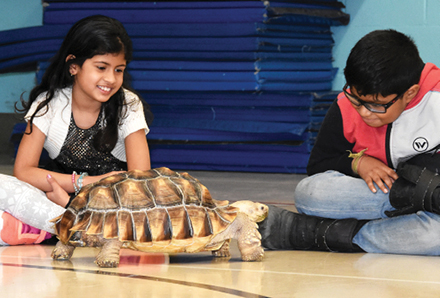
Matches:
[352,155,365,174]
[348,148,368,175]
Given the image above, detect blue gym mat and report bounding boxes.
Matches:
[3,0,348,173]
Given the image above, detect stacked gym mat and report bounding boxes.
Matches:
[2,1,348,173]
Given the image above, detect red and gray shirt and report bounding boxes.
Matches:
[307,63,440,176]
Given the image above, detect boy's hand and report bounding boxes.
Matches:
[356,156,398,193]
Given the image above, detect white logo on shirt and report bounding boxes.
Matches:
[413,137,429,152]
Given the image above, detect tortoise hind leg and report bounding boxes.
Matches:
[52,240,76,260]
[95,239,123,268]
[212,240,231,258]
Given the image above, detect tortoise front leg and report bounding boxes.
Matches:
[212,240,231,258]
[210,213,264,261]
[95,239,123,268]
[52,240,76,260]
[235,214,264,261]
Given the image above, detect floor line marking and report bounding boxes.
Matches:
[0,262,270,298]
[168,264,440,285]
[3,255,440,286]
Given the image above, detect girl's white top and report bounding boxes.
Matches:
[25,87,149,162]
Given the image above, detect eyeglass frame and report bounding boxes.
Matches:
[343,84,403,114]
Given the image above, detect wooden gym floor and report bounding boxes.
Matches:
[1,160,440,297]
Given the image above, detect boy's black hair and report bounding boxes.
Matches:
[344,29,425,98]
[16,15,145,153]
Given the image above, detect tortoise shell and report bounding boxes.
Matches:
[54,167,240,253]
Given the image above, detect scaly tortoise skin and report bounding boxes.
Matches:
[51,167,268,267]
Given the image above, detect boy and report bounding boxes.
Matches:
[259,29,440,255]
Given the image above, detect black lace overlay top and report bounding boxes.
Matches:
[46,112,127,175]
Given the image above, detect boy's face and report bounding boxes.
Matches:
[347,87,414,128]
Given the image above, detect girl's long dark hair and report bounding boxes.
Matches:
[16,15,137,153]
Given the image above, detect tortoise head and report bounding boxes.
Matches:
[230,200,268,222]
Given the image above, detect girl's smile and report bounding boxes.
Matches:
[98,85,112,93]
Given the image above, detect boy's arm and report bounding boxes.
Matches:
[307,99,355,176]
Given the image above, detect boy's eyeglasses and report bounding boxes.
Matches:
[343,84,402,114]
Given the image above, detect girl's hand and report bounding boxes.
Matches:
[356,155,399,193]
[46,174,70,207]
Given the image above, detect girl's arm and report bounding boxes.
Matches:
[14,123,123,195]
[13,122,76,194]
[125,129,151,171]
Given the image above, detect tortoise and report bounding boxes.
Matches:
[51,167,268,267]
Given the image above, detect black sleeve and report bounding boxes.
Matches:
[307,99,356,176]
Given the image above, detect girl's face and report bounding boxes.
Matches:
[70,52,126,105]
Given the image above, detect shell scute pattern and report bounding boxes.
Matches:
[95,173,127,186]
[118,210,134,241]
[87,212,104,235]
[167,206,193,240]
[170,177,201,206]
[146,208,172,242]
[131,211,151,242]
[153,167,180,178]
[146,178,182,207]
[71,210,92,232]
[88,187,119,210]
[115,179,155,209]
[126,169,160,180]
[206,209,231,234]
[69,191,89,212]
[185,206,212,238]
[56,210,76,242]
[103,211,118,239]
[55,167,240,248]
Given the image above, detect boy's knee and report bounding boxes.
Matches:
[294,174,330,213]
[294,177,312,206]
[293,171,362,216]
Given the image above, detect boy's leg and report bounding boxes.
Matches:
[258,205,367,252]
[0,174,65,233]
[259,205,440,255]
[294,170,393,220]
[354,211,440,255]
[284,170,440,255]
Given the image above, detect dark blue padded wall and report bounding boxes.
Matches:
[2,1,348,173]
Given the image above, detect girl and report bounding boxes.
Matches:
[0,15,152,244]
